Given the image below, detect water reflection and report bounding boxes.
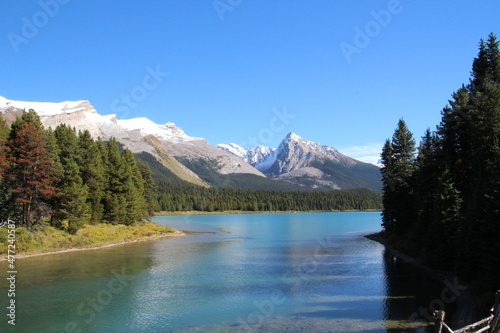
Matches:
[381,249,458,333]
[0,212,468,333]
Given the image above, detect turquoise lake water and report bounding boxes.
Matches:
[0,212,453,332]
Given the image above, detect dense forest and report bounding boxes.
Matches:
[155,183,382,212]
[0,111,155,233]
[381,34,500,301]
[0,109,383,235]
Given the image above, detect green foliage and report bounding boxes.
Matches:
[0,115,155,232]
[381,34,500,304]
[156,182,382,212]
[6,110,59,229]
[78,130,106,224]
[381,119,416,233]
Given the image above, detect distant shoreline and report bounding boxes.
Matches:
[155,209,382,216]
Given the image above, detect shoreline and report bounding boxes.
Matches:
[2,211,381,260]
[0,223,186,262]
[155,209,382,216]
[365,232,477,328]
[1,232,184,261]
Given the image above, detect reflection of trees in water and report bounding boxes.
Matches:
[381,249,461,333]
[11,241,156,286]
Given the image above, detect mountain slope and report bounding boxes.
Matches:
[218,133,382,191]
[0,96,264,187]
[1,96,381,192]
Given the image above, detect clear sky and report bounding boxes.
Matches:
[1,1,499,164]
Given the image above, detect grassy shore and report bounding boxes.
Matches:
[0,222,182,260]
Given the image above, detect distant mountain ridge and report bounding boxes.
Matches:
[217,133,382,191]
[1,96,381,191]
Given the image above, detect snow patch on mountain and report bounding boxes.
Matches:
[217,143,276,167]
[0,96,92,116]
[0,96,200,144]
[217,143,248,159]
[1,96,265,178]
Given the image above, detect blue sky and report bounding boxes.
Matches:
[1,0,499,164]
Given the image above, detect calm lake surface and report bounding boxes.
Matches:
[0,212,455,332]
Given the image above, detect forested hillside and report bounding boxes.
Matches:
[380,34,500,305]
[156,183,382,212]
[0,111,155,233]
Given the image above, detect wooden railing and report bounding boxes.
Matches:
[434,291,500,333]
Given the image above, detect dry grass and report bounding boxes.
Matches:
[0,222,181,257]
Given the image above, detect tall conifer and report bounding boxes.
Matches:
[7,111,58,229]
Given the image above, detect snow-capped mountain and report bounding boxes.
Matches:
[0,96,264,186]
[216,143,276,167]
[218,132,382,191]
[1,96,381,191]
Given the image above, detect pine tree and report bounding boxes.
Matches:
[121,148,147,224]
[381,139,396,231]
[6,111,58,229]
[0,117,9,179]
[55,158,89,233]
[137,160,158,217]
[381,120,416,234]
[0,117,10,217]
[78,130,106,224]
[411,129,440,249]
[465,33,500,284]
[102,138,130,224]
[51,124,89,231]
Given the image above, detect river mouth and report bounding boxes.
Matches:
[0,212,459,332]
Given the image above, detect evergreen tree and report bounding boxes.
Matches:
[50,124,89,232]
[381,120,416,234]
[121,148,148,224]
[0,117,10,217]
[411,129,440,251]
[6,111,58,229]
[0,117,9,179]
[137,160,158,217]
[54,158,89,233]
[78,130,106,224]
[380,34,500,297]
[465,33,500,284]
[102,138,130,224]
[380,139,396,231]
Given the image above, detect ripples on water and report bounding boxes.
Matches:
[0,212,453,332]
